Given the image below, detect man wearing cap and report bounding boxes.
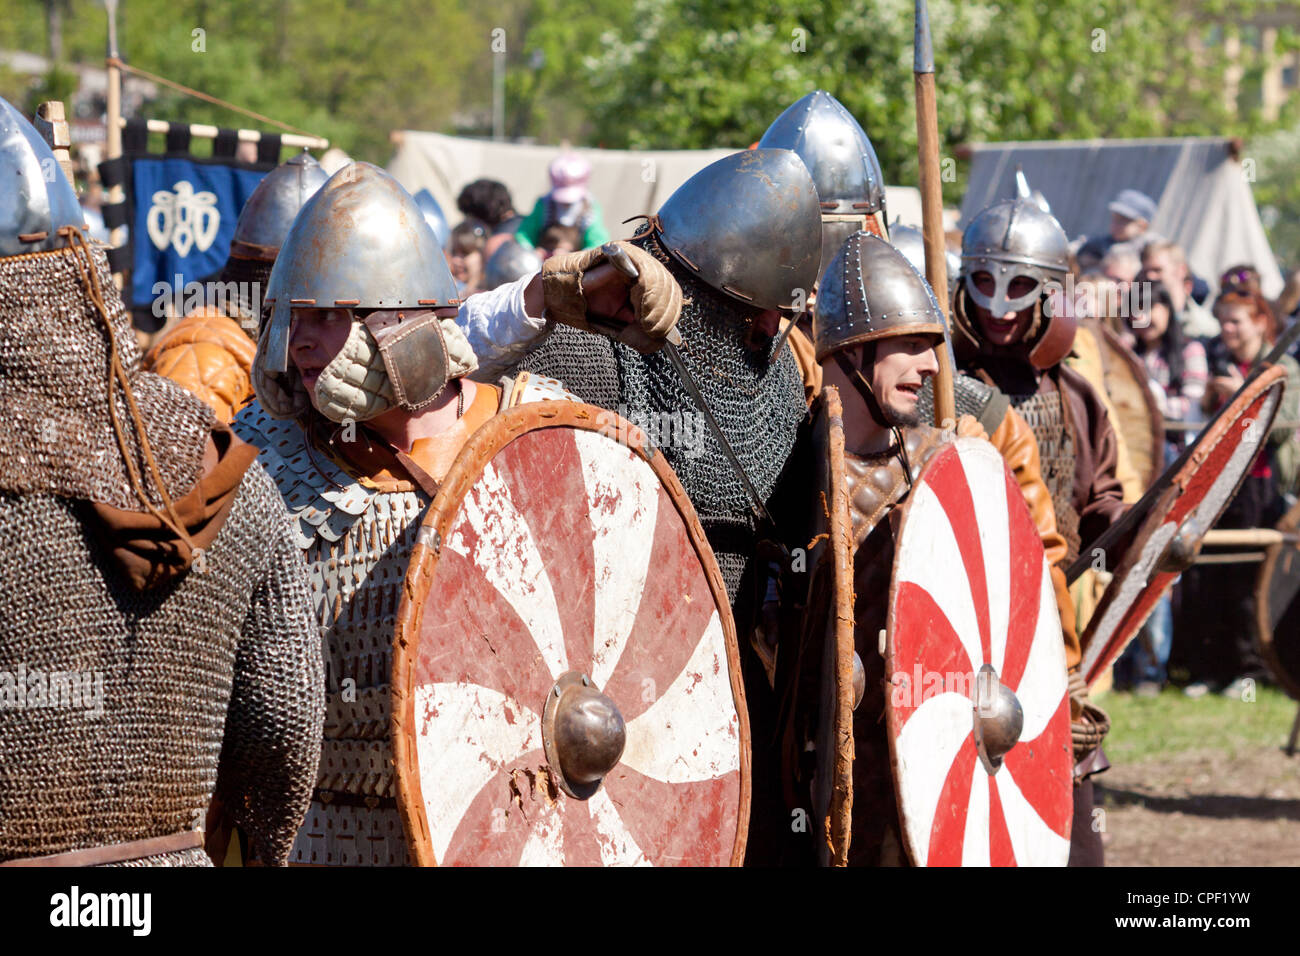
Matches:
[1077,188,1161,271]
[515,152,611,252]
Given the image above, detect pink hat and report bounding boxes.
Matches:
[549,152,590,204]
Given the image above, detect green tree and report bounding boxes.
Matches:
[1,0,494,162]
[562,0,1284,201]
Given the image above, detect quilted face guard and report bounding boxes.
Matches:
[361,309,478,411]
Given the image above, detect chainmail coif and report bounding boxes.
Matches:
[0,244,213,510]
[518,228,807,600]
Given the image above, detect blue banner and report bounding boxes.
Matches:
[130,157,267,309]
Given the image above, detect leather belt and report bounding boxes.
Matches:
[0,830,204,867]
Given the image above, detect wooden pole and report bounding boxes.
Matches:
[34,101,76,186]
[117,117,328,151]
[104,0,125,288]
[1200,528,1299,548]
[914,0,955,427]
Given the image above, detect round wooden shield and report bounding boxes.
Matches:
[392,401,750,866]
[885,437,1073,867]
[798,387,855,867]
[1079,364,1288,688]
[1256,497,1300,700]
[1096,322,1164,491]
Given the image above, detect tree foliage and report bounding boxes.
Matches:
[3,0,1298,249]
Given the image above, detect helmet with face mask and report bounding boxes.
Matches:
[759,91,888,284]
[253,162,477,424]
[953,198,1076,369]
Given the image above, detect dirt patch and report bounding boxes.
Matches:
[1093,747,1300,866]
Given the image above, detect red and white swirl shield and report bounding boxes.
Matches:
[1080,365,1287,688]
[885,437,1073,867]
[392,403,750,866]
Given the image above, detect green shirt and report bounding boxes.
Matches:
[515,195,611,251]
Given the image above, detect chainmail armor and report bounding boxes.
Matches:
[0,465,325,866]
[0,245,213,510]
[1007,389,1081,563]
[917,373,1009,438]
[517,229,807,600]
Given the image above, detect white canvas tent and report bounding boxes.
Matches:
[387,130,922,239]
[960,137,1283,298]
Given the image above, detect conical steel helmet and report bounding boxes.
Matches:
[483,238,539,290]
[654,148,822,312]
[260,162,459,373]
[759,90,887,281]
[231,151,329,259]
[0,96,84,256]
[414,188,451,249]
[759,90,885,217]
[814,231,947,361]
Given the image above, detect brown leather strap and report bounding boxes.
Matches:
[1,830,204,867]
[227,239,277,262]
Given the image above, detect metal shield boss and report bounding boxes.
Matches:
[1080,364,1289,687]
[391,401,751,866]
[885,437,1073,866]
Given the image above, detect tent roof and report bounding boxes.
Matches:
[960,137,1282,297]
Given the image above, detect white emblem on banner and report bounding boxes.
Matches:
[147,181,220,256]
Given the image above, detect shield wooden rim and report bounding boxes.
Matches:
[884,436,1073,867]
[390,400,752,866]
[805,386,855,866]
[1256,497,1300,700]
[1096,322,1165,490]
[1080,363,1288,688]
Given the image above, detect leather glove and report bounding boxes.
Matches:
[541,241,683,353]
[1068,668,1110,761]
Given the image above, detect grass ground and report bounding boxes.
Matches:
[1091,684,1300,866]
